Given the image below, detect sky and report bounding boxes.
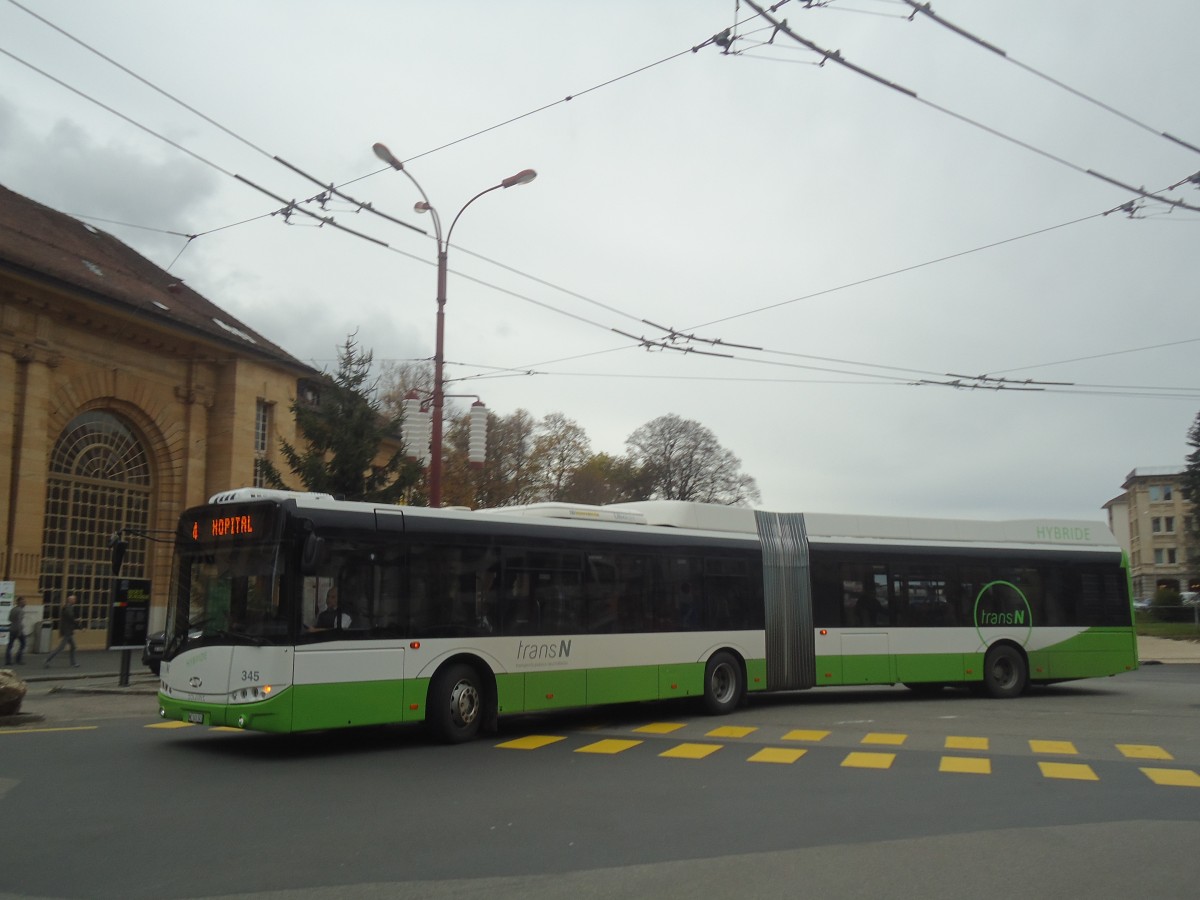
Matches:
[2,0,1198,523]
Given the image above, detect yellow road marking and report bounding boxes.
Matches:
[1139,768,1200,787]
[1038,762,1097,781]
[145,721,195,729]
[1117,744,1173,760]
[634,722,686,735]
[862,732,907,746]
[1030,740,1078,755]
[576,739,642,755]
[748,747,807,764]
[660,742,723,759]
[842,751,895,769]
[782,729,830,742]
[497,735,567,750]
[0,726,99,735]
[706,725,757,739]
[945,736,989,751]
[940,756,991,774]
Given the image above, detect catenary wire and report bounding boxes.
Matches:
[741,1,1200,214]
[899,0,1200,156]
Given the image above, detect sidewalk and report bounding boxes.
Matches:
[1136,634,1200,664]
[5,647,159,692]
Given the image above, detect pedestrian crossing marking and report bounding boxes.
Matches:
[940,756,991,775]
[576,739,642,754]
[781,729,830,742]
[634,722,687,735]
[1116,744,1173,760]
[1038,761,1097,781]
[706,725,757,739]
[748,747,807,764]
[945,736,989,751]
[842,751,895,769]
[862,732,907,746]
[497,735,567,750]
[1139,768,1200,787]
[1030,740,1078,755]
[660,742,723,759]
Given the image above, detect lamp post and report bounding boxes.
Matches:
[372,142,536,508]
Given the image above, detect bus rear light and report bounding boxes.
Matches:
[410,641,421,649]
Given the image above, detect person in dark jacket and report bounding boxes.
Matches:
[44,594,79,668]
[5,595,26,665]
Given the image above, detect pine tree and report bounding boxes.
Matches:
[259,334,422,502]
[1182,410,1200,585]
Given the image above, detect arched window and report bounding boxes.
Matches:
[39,411,152,634]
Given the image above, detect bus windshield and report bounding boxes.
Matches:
[166,540,291,657]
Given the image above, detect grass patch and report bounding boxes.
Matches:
[1134,612,1200,637]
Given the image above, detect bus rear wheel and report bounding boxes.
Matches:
[429,662,486,743]
[703,651,743,715]
[982,644,1027,699]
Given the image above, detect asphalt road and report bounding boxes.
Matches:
[2,660,1198,900]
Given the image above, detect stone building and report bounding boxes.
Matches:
[1,184,319,648]
[1105,466,1197,599]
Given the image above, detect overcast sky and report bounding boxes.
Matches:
[2,0,1197,522]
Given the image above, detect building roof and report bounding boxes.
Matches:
[0,183,315,374]
[1123,466,1184,486]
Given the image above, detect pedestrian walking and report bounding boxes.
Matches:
[44,594,80,668]
[5,595,26,665]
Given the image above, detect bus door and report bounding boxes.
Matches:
[841,565,891,684]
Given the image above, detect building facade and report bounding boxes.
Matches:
[1108,467,1197,599]
[1,185,319,648]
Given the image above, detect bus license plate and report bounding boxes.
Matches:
[188,712,205,725]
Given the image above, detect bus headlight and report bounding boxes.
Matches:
[229,684,275,704]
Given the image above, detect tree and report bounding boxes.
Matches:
[561,452,646,505]
[1182,409,1200,587]
[530,413,591,502]
[377,359,436,420]
[440,408,540,508]
[259,334,423,502]
[625,413,761,506]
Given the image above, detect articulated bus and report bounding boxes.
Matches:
[151,489,1137,742]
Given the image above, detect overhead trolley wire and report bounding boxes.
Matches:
[741,1,1200,214]
[899,0,1200,156]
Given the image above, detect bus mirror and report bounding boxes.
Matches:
[110,532,128,575]
[301,533,326,575]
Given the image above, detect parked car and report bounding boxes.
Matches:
[1182,592,1200,606]
[1132,597,1153,611]
[142,631,165,675]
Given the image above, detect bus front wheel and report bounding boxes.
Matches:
[982,644,1027,699]
[703,651,743,715]
[429,662,486,743]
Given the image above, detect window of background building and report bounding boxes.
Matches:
[39,411,152,634]
[253,399,272,488]
[1148,485,1173,502]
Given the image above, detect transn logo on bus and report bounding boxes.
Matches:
[516,639,572,661]
[978,609,1026,626]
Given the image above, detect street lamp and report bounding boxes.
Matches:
[372,142,537,508]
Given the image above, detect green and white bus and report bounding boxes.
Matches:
[152,489,1137,741]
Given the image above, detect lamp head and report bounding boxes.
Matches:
[501,168,537,188]
[372,142,404,171]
